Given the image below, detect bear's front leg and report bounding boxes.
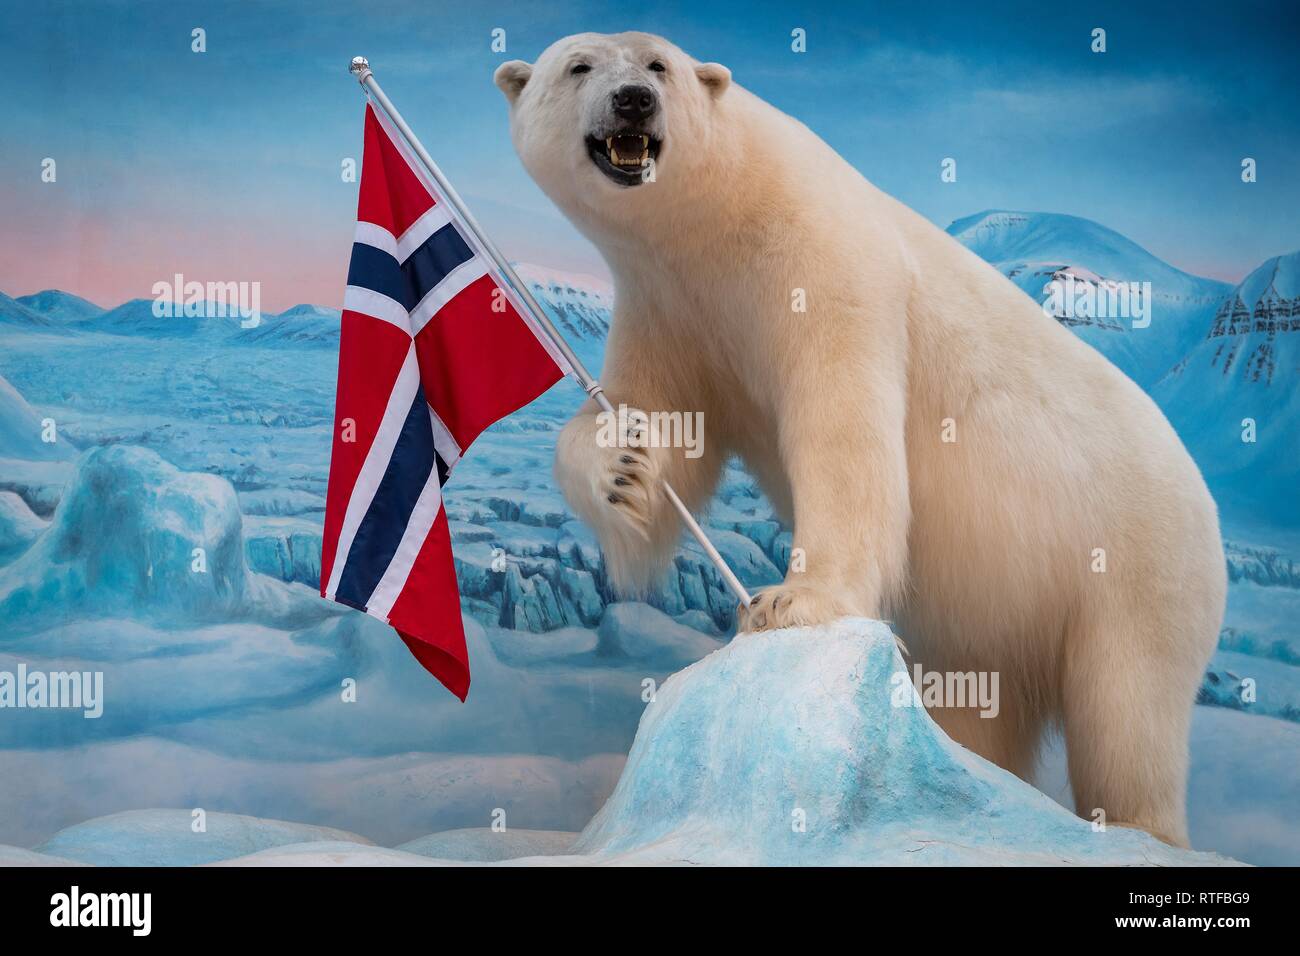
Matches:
[556,401,665,534]
[555,400,689,592]
[737,369,910,634]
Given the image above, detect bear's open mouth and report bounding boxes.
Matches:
[586,133,661,186]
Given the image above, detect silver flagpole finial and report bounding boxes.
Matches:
[349,57,372,83]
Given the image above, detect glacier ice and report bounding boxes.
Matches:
[243,514,323,587]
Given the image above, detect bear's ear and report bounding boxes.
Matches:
[694,62,731,98]
[494,60,533,103]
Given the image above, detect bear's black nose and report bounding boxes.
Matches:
[612,84,658,121]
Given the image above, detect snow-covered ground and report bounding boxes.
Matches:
[0,621,1242,866]
[1,231,1297,865]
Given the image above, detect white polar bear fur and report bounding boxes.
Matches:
[495,32,1224,847]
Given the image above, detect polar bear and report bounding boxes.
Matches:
[494,32,1224,847]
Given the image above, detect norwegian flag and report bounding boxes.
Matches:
[321,103,570,700]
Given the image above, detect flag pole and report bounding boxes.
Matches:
[348,57,754,609]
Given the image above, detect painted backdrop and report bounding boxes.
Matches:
[0,0,1296,865]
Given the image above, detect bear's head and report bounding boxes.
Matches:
[494,32,731,217]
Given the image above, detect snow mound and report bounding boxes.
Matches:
[213,841,446,866]
[597,601,724,667]
[0,444,325,632]
[574,618,1239,865]
[0,372,77,461]
[398,827,578,861]
[486,623,598,664]
[36,809,371,867]
[0,445,249,624]
[221,829,582,866]
[0,845,86,866]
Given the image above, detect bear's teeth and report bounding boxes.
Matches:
[606,135,652,167]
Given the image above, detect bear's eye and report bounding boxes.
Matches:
[648,60,666,73]
[570,63,591,76]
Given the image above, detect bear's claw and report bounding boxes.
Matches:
[735,582,850,633]
[590,409,663,540]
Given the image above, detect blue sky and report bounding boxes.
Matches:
[2,0,1297,309]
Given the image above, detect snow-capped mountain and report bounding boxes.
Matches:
[0,292,58,330]
[1153,250,1300,525]
[16,289,105,323]
[239,303,342,347]
[0,263,612,350]
[949,210,1230,387]
[1170,251,1300,388]
[232,264,611,350]
[512,262,613,344]
[93,297,251,339]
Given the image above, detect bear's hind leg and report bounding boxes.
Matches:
[1060,609,1202,848]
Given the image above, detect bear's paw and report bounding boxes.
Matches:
[736,582,855,633]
